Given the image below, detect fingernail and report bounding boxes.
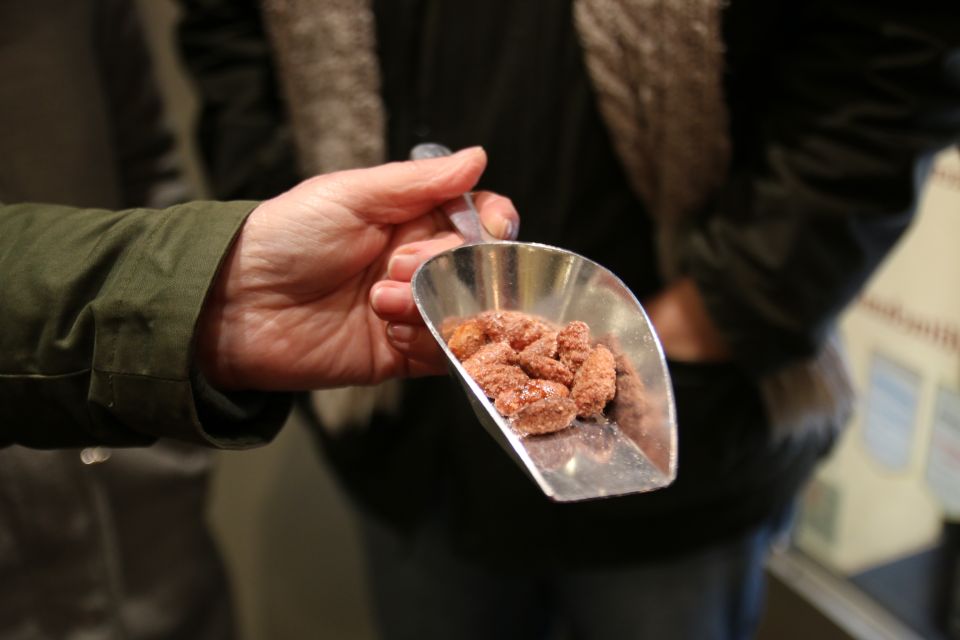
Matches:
[387,253,420,279]
[387,323,419,343]
[500,219,518,240]
[371,286,409,315]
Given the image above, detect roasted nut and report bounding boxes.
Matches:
[477,310,511,342]
[439,316,466,341]
[557,321,592,372]
[463,341,517,368]
[495,379,570,416]
[504,315,548,351]
[466,363,529,398]
[447,320,487,360]
[517,352,574,387]
[451,312,632,436]
[478,310,548,351]
[571,345,617,417]
[513,397,578,435]
[519,331,558,359]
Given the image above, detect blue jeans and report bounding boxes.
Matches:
[359,511,784,640]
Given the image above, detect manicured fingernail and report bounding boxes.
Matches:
[387,253,420,279]
[371,286,409,315]
[387,323,418,343]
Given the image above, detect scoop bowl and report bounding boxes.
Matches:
[411,241,678,502]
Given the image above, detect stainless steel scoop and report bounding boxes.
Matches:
[410,144,678,502]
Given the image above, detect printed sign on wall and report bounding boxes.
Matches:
[926,386,960,515]
[862,352,922,471]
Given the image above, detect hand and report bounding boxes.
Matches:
[197,147,518,390]
[643,278,731,363]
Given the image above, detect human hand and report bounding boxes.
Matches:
[643,278,731,363]
[196,147,518,390]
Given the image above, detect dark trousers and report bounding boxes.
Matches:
[359,508,788,640]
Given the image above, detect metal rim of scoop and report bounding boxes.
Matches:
[411,240,678,502]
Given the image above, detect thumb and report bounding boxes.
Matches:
[313,147,488,224]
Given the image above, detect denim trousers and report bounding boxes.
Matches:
[359,509,787,640]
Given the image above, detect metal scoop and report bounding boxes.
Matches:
[410,144,678,502]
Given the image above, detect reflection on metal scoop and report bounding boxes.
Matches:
[410,144,677,502]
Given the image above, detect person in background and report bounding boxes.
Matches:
[178,1,960,638]
[0,3,516,638]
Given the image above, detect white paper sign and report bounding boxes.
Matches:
[926,385,960,515]
[862,353,921,471]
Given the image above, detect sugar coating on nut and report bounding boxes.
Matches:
[520,332,558,359]
[447,319,486,360]
[439,316,466,342]
[571,345,617,418]
[478,310,548,351]
[467,363,529,398]
[476,310,514,343]
[463,341,517,368]
[557,321,592,372]
[512,397,579,435]
[518,352,574,387]
[495,379,570,416]
[446,312,634,437]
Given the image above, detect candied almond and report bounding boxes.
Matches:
[439,316,466,341]
[571,345,617,418]
[477,310,511,342]
[467,363,529,399]
[452,311,622,436]
[518,353,574,387]
[504,316,548,351]
[495,379,570,416]
[463,341,517,368]
[513,397,578,435]
[478,310,548,350]
[520,332,558,359]
[447,320,487,360]
[558,321,592,372]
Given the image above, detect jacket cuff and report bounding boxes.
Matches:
[189,367,290,448]
[684,228,820,376]
[89,200,289,447]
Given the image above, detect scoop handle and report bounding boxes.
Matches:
[410,143,492,243]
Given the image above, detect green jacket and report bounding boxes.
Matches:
[0,199,291,448]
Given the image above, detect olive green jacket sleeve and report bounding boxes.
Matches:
[0,200,291,449]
